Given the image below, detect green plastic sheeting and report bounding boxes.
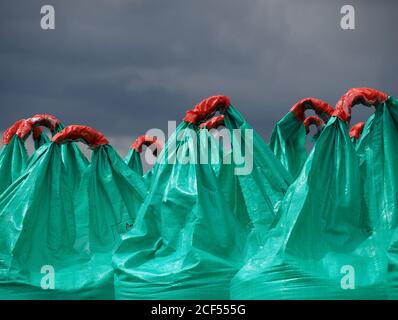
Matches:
[72,142,147,299]
[0,139,89,299]
[351,136,359,146]
[77,143,147,248]
[113,98,292,300]
[34,131,50,150]
[125,149,143,176]
[269,103,330,179]
[124,148,154,186]
[354,96,398,298]
[0,119,67,196]
[222,106,292,253]
[269,112,308,179]
[0,135,29,195]
[124,137,160,187]
[231,115,389,299]
[355,97,398,232]
[114,121,248,300]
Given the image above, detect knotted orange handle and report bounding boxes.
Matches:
[183,95,230,124]
[290,98,334,122]
[199,115,225,129]
[333,88,388,122]
[303,115,325,134]
[131,135,163,156]
[52,125,109,149]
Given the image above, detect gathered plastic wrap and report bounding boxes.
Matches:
[125,135,162,186]
[304,115,325,143]
[32,127,50,150]
[0,124,90,299]
[113,95,292,300]
[0,120,30,195]
[0,115,63,195]
[349,121,365,146]
[230,89,389,299]
[270,98,333,178]
[346,90,398,299]
[52,125,147,298]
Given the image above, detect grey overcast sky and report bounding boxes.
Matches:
[0,0,397,153]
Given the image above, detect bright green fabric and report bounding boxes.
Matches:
[231,116,388,299]
[125,148,156,187]
[355,97,398,232]
[0,141,90,299]
[114,122,248,300]
[269,112,307,179]
[77,145,147,251]
[354,96,398,299]
[34,132,50,150]
[124,149,143,176]
[113,105,292,300]
[0,136,29,195]
[223,107,292,252]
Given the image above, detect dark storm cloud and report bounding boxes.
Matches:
[0,0,397,148]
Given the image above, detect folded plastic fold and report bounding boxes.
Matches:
[113,96,292,299]
[231,89,390,299]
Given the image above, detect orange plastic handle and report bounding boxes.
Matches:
[290,98,334,121]
[200,115,225,129]
[183,95,230,124]
[303,115,325,134]
[52,125,109,149]
[2,119,25,145]
[16,114,61,140]
[131,135,163,156]
[333,88,388,122]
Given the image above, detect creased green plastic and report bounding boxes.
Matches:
[114,122,247,299]
[34,132,50,150]
[354,96,398,299]
[223,107,292,253]
[125,149,143,176]
[113,105,292,300]
[125,149,155,187]
[69,144,147,298]
[231,116,388,300]
[269,112,309,179]
[0,140,89,299]
[0,135,29,195]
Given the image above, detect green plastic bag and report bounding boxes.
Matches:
[125,135,163,186]
[198,115,228,176]
[349,121,365,147]
[231,89,389,300]
[0,115,76,197]
[56,125,147,298]
[304,115,325,143]
[113,96,292,300]
[0,120,30,195]
[269,98,333,179]
[352,91,398,232]
[199,110,292,250]
[33,127,50,150]
[0,124,90,299]
[344,88,398,299]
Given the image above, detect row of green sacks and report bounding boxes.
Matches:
[0,87,397,300]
